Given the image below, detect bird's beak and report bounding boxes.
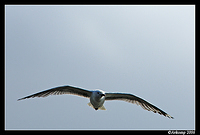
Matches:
[101,94,105,97]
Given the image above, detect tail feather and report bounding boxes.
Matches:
[87,102,106,110]
[99,105,106,110]
[87,102,93,108]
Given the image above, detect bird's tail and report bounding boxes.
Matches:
[87,102,106,110]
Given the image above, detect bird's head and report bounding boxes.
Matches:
[94,90,105,98]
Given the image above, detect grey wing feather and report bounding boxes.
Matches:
[18,85,92,101]
[105,93,173,119]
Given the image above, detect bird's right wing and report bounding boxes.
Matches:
[105,92,173,119]
[18,85,92,101]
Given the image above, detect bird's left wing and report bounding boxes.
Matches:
[105,92,173,119]
[18,85,92,101]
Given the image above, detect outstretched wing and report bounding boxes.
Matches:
[18,85,92,101]
[105,93,173,119]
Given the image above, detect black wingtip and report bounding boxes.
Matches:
[17,97,27,101]
[17,98,23,101]
[166,114,174,119]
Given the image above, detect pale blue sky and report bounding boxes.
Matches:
[5,5,195,130]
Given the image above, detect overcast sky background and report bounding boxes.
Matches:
[5,5,195,130]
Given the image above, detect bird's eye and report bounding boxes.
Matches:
[97,92,99,94]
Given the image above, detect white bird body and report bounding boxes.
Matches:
[18,85,174,119]
[89,90,106,110]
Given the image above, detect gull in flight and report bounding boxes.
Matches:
[18,85,174,119]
